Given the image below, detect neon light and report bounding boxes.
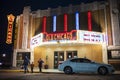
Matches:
[53,16,56,32]
[87,11,92,31]
[75,12,79,30]
[43,30,77,42]
[42,16,47,32]
[64,14,68,31]
[6,14,15,44]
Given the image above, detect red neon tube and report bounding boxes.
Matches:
[64,14,68,32]
[42,16,47,32]
[87,11,92,31]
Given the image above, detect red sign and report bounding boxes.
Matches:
[6,14,15,44]
[43,30,77,42]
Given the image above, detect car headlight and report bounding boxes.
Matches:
[0,62,2,65]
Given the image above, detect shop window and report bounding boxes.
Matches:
[108,51,120,59]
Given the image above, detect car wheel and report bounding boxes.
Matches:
[64,66,73,74]
[98,66,108,75]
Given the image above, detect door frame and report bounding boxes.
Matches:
[54,51,64,69]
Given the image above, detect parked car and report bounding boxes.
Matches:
[0,60,11,68]
[0,60,3,68]
[58,58,115,75]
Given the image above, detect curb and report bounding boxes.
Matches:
[0,69,119,74]
[0,69,63,74]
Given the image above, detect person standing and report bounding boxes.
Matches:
[38,58,44,72]
[23,55,30,73]
[30,62,34,73]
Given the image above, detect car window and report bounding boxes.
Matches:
[80,58,91,63]
[70,58,91,63]
[83,59,91,63]
[71,59,77,62]
[70,59,79,62]
[70,58,81,63]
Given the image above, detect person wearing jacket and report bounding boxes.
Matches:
[38,58,44,72]
[23,56,30,73]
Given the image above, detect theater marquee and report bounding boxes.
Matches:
[31,33,43,47]
[78,30,105,44]
[43,30,77,42]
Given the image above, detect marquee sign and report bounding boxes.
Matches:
[31,33,43,47]
[30,30,105,47]
[43,30,77,42]
[79,31,105,43]
[6,14,15,44]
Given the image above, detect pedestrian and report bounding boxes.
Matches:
[30,62,34,73]
[38,58,44,72]
[23,55,30,73]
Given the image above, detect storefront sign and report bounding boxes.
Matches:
[31,33,43,47]
[6,14,15,44]
[43,30,77,42]
[79,31,105,43]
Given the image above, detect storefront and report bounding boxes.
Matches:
[31,30,107,69]
[13,49,34,67]
[12,0,120,70]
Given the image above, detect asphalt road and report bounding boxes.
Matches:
[0,72,120,80]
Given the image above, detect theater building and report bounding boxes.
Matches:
[13,0,120,70]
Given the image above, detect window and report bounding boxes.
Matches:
[108,51,120,59]
[71,59,79,62]
[80,58,91,63]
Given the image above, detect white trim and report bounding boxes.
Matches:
[102,44,108,64]
[12,49,32,67]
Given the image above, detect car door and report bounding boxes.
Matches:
[76,58,96,72]
[86,61,97,72]
[75,58,85,72]
[79,58,89,72]
[70,58,81,72]
[79,58,97,72]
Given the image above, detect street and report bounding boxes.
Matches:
[0,72,120,80]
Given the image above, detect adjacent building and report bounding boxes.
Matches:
[13,0,120,70]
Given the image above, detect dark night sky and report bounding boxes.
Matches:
[0,0,103,54]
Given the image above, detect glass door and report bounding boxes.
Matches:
[16,52,30,67]
[66,51,77,59]
[54,51,64,69]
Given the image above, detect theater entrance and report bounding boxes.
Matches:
[54,51,64,69]
[16,52,30,67]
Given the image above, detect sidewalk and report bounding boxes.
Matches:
[0,67,63,73]
[0,67,119,74]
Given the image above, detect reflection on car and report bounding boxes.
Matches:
[0,60,11,68]
[0,60,3,68]
[58,58,115,75]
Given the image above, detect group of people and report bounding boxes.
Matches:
[23,55,44,73]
